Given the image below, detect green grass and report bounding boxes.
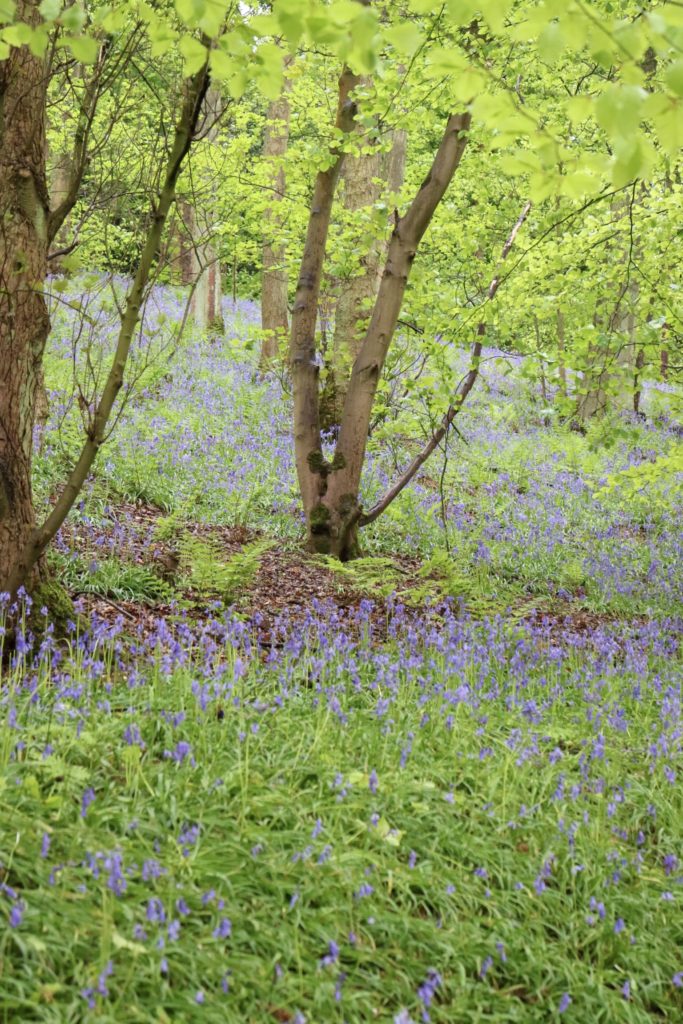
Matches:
[1,614,681,1023]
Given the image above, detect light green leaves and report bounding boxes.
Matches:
[537,20,564,63]
[384,22,424,57]
[37,0,59,21]
[178,34,208,75]
[175,0,225,38]
[665,60,683,98]
[61,34,99,63]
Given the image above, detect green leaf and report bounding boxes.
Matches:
[60,2,85,31]
[384,22,424,56]
[254,40,284,99]
[275,0,306,44]
[38,0,60,21]
[178,34,208,76]
[62,34,99,63]
[446,0,479,24]
[2,21,32,45]
[665,60,683,98]
[480,0,514,32]
[537,21,564,62]
[209,47,236,81]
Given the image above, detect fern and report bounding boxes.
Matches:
[316,556,407,598]
[178,535,271,605]
[411,550,528,618]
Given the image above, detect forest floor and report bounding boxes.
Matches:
[1,287,681,1023]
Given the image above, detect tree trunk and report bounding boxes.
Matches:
[260,60,293,366]
[177,86,224,335]
[557,307,568,397]
[322,125,407,427]
[289,66,362,523]
[291,101,470,557]
[6,61,210,594]
[0,1,50,591]
[633,346,645,416]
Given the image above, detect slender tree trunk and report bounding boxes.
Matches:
[5,62,210,594]
[322,125,407,427]
[633,346,645,416]
[557,307,568,397]
[177,85,224,335]
[289,66,362,522]
[660,343,668,381]
[260,59,293,366]
[292,105,471,558]
[0,1,50,591]
[178,199,199,286]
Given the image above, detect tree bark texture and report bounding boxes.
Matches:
[289,66,361,522]
[0,0,50,591]
[260,60,292,365]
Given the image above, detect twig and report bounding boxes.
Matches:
[360,201,531,527]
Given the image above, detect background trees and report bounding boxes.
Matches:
[0,0,681,592]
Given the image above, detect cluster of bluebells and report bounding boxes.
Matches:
[1,280,679,1018]
[1,589,682,1017]
[39,282,683,621]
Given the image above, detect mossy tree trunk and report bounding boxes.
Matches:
[289,59,471,557]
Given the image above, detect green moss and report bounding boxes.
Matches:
[30,577,75,636]
[331,452,346,471]
[338,493,357,517]
[307,451,329,475]
[309,503,331,534]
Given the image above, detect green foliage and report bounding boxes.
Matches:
[54,552,172,604]
[597,441,683,500]
[178,535,271,605]
[316,555,407,597]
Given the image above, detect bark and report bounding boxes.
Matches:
[556,307,568,397]
[260,60,293,366]
[289,65,362,521]
[0,0,51,592]
[301,111,471,557]
[322,125,407,427]
[633,346,645,416]
[5,61,210,594]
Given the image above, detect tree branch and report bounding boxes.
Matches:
[6,60,211,594]
[360,200,531,527]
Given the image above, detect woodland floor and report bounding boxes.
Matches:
[64,498,645,648]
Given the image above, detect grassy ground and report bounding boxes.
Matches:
[1,607,681,1022]
[0,286,681,1022]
